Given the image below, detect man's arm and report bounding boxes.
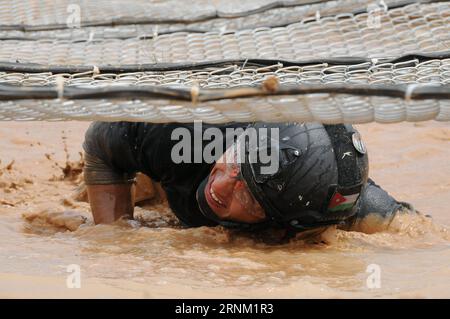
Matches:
[82,122,139,224]
[86,183,135,224]
[82,122,168,224]
[341,179,417,233]
[83,149,137,224]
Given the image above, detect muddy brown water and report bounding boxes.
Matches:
[0,121,449,298]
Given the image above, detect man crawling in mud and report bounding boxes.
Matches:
[83,121,415,240]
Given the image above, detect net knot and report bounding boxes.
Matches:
[191,84,200,104]
[55,75,65,99]
[262,76,279,93]
[405,84,419,102]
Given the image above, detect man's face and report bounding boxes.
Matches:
[203,144,266,223]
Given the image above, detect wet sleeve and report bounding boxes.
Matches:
[342,178,417,233]
[82,122,140,185]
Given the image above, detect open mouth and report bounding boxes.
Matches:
[210,187,224,206]
[205,174,226,209]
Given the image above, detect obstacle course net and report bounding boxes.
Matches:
[0,0,449,123]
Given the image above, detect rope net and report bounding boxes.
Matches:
[0,0,449,123]
[0,0,418,30]
[0,0,416,38]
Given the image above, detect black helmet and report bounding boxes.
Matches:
[238,122,369,233]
